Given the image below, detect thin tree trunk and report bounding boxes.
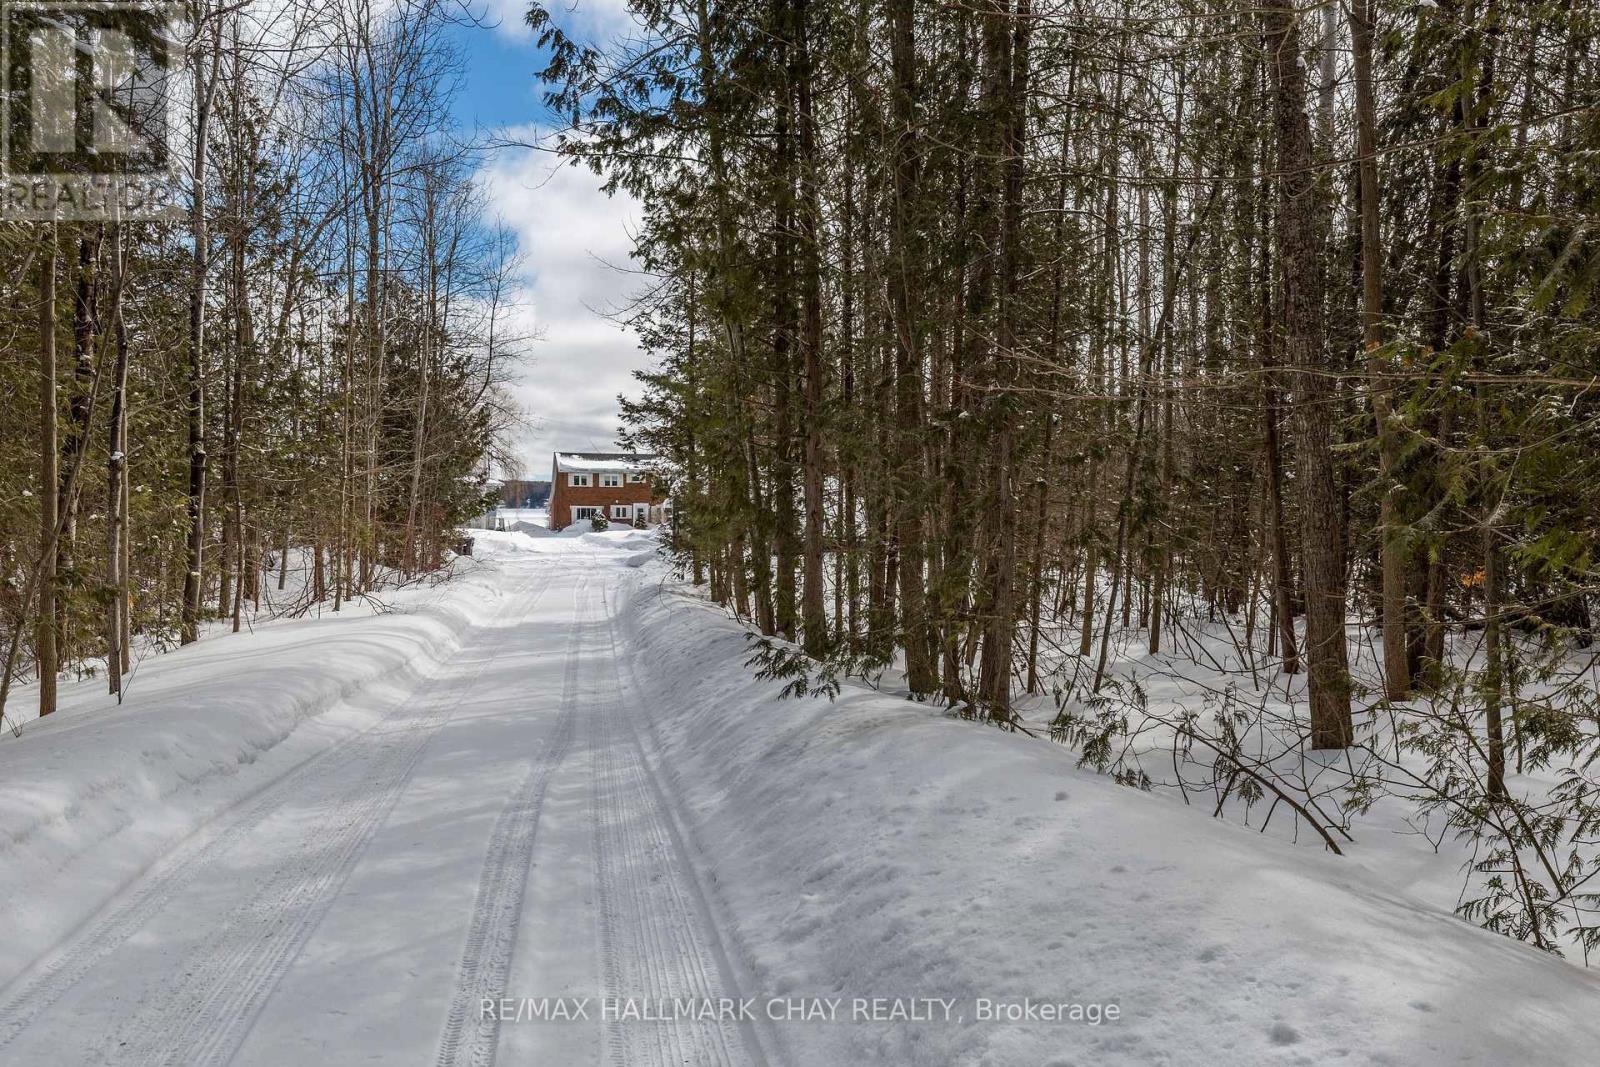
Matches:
[887,0,936,695]
[62,227,103,637]
[106,224,130,697]
[977,0,1030,718]
[183,25,219,645]
[1350,0,1409,700]
[38,234,59,716]
[795,0,828,658]
[1481,477,1506,799]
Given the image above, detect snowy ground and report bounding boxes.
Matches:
[470,506,551,533]
[2,530,1598,1065]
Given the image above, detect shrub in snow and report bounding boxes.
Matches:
[590,513,610,532]
[743,633,888,700]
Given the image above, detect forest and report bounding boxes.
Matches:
[528,0,1600,955]
[4,2,1599,1059]
[0,0,524,723]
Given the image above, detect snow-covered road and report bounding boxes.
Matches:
[0,541,771,1066]
[4,530,1600,1066]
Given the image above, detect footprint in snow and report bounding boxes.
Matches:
[1269,1021,1302,1046]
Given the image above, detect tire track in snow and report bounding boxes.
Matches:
[588,574,770,1067]
[605,577,785,1067]
[108,570,554,1067]
[0,567,552,1058]
[434,574,587,1067]
[126,570,555,1067]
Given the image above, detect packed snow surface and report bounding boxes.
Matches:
[1,530,1597,1065]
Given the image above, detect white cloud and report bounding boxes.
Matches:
[462,0,650,479]
[477,140,652,478]
[475,0,634,43]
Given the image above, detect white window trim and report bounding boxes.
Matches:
[573,505,600,521]
[601,472,623,488]
[610,504,632,519]
[569,473,592,487]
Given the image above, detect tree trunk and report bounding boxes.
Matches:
[1266,0,1352,748]
[1350,0,1409,700]
[62,227,103,618]
[794,0,828,658]
[106,224,130,697]
[38,234,60,716]
[978,0,1030,718]
[183,28,218,645]
[887,0,936,695]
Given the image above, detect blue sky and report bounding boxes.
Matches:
[446,2,647,479]
[446,11,546,131]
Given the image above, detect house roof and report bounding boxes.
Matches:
[552,451,657,474]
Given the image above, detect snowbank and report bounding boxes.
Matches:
[508,520,554,537]
[7,528,1595,1066]
[0,548,536,988]
[618,568,1600,1066]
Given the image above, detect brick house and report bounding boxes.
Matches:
[547,451,671,531]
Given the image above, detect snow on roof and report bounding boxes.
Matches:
[553,451,657,474]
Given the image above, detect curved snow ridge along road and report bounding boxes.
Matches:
[0,567,553,1059]
[0,564,556,1065]
[110,571,559,1067]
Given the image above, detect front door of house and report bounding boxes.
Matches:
[634,503,649,526]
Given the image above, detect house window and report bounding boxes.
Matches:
[569,473,592,487]
[611,504,632,519]
[601,472,622,488]
[573,506,600,521]
[628,472,646,483]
